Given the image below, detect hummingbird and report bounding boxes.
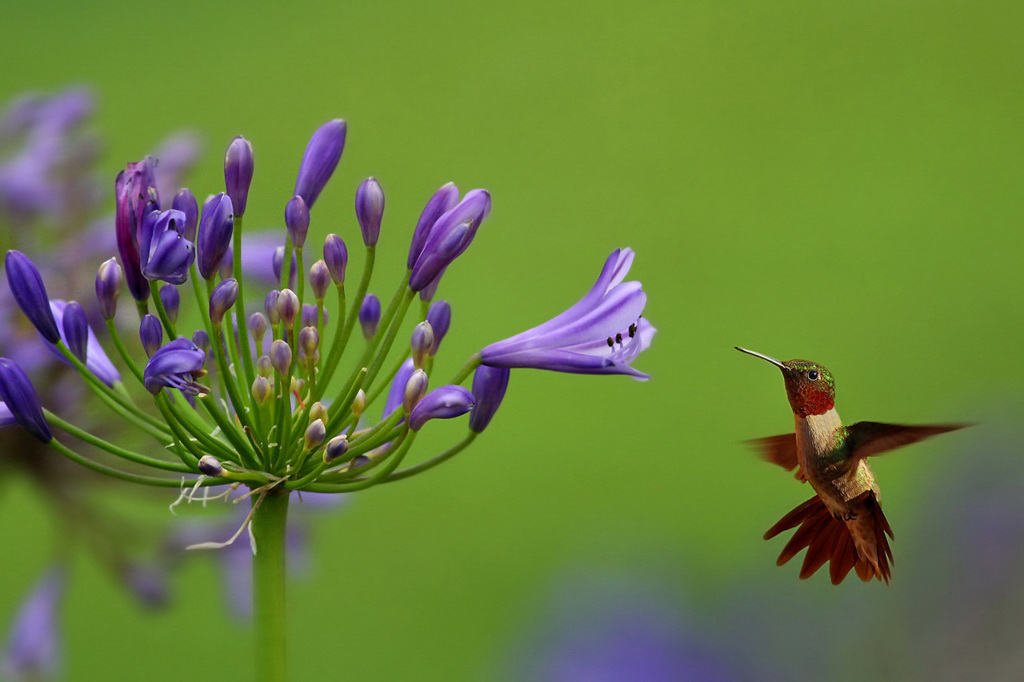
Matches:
[735,347,967,584]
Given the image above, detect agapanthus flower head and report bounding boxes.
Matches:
[143,338,208,396]
[139,208,195,284]
[480,248,655,380]
[293,119,346,209]
[196,192,234,280]
[224,136,254,217]
[355,177,384,247]
[0,357,52,442]
[5,250,60,343]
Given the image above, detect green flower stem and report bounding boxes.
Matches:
[54,342,170,439]
[251,489,289,682]
[292,431,415,493]
[323,368,368,439]
[47,438,225,488]
[288,458,327,489]
[313,247,374,400]
[208,282,255,431]
[221,310,261,433]
[384,432,478,483]
[148,280,177,338]
[232,215,258,392]
[270,332,299,472]
[450,353,482,386]
[151,395,208,468]
[43,410,192,473]
[135,299,149,320]
[195,394,262,469]
[105,319,146,385]
[280,234,294,288]
[295,246,306,311]
[154,392,239,463]
[363,289,415,389]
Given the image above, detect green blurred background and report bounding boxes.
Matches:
[1,0,1022,679]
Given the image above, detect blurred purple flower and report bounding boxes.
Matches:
[3,568,64,678]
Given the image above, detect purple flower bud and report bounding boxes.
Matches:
[426,300,451,354]
[197,193,234,280]
[469,366,509,432]
[143,338,208,396]
[139,209,194,284]
[198,454,223,477]
[218,246,234,281]
[5,250,60,343]
[408,183,459,269]
[192,329,210,353]
[359,294,380,339]
[270,339,292,376]
[159,284,180,324]
[251,376,272,403]
[355,177,384,247]
[348,454,370,470]
[0,358,52,442]
[48,302,121,386]
[139,314,164,357]
[264,290,281,324]
[294,119,347,209]
[248,312,269,350]
[402,368,429,414]
[5,568,64,676]
[95,258,122,321]
[119,564,169,609]
[384,358,415,418]
[298,326,319,357]
[323,234,348,284]
[255,355,273,377]
[61,301,89,363]
[172,189,199,242]
[272,246,298,289]
[324,434,349,462]
[115,158,159,301]
[224,136,254,217]
[309,259,330,300]
[209,278,239,325]
[303,419,326,450]
[301,303,322,329]
[276,288,299,329]
[285,195,310,248]
[409,189,491,292]
[410,322,434,369]
[409,385,474,431]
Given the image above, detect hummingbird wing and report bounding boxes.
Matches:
[847,422,969,460]
[748,434,806,482]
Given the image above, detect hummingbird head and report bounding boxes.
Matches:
[735,347,836,417]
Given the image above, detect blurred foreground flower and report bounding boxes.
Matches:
[3,569,64,679]
[1,105,654,681]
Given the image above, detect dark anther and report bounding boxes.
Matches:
[606,337,614,347]
[628,323,636,338]
[615,333,622,344]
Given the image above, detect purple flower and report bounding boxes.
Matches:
[61,301,88,363]
[4,568,64,677]
[209,278,239,325]
[0,357,51,442]
[224,136,254,217]
[426,300,451,354]
[114,158,159,301]
[143,337,208,396]
[48,301,121,386]
[355,177,384,246]
[469,365,509,433]
[284,195,310,247]
[408,183,459,269]
[359,294,381,339]
[408,385,473,431]
[139,314,163,357]
[160,284,180,323]
[94,258,121,320]
[172,189,199,242]
[293,119,346,209]
[196,193,234,280]
[408,189,491,292]
[480,248,655,380]
[323,233,348,284]
[5,250,60,343]
[384,358,416,419]
[139,208,195,284]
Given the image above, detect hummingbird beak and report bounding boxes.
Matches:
[735,346,788,371]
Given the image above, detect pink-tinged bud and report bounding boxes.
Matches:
[95,258,122,321]
[224,136,254,217]
[323,234,348,284]
[276,289,299,330]
[285,195,310,248]
[270,339,292,376]
[209,278,239,325]
[61,301,89,363]
[359,294,380,339]
[426,300,451,354]
[293,119,347,209]
[159,284,180,324]
[139,314,164,357]
[355,177,384,246]
[402,369,429,414]
[172,189,199,242]
[198,454,223,477]
[410,321,434,369]
[309,259,330,300]
[248,312,269,351]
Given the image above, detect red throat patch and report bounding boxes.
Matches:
[796,388,834,417]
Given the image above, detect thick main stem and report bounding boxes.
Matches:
[251,490,290,682]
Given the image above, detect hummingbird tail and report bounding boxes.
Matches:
[765,494,894,585]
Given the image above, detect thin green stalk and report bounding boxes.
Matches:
[105,319,145,385]
[47,439,224,488]
[384,433,478,483]
[313,247,374,399]
[363,289,415,388]
[251,490,289,682]
[451,353,482,386]
[43,410,192,473]
[232,215,258,392]
[290,431,415,492]
[154,392,239,463]
[148,280,177,338]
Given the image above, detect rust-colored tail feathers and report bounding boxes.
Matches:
[764,493,894,584]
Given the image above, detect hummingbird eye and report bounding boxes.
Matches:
[807,370,819,381]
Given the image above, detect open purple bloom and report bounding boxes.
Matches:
[0,357,51,442]
[48,301,121,386]
[480,248,655,380]
[4,250,60,343]
[408,182,459,269]
[143,337,208,396]
[139,208,195,284]
[408,385,474,431]
[115,158,159,301]
[409,189,491,292]
[4,568,64,677]
[293,119,346,209]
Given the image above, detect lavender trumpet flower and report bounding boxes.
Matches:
[469,366,509,433]
[355,177,384,246]
[5,250,60,343]
[293,119,346,209]
[480,248,655,379]
[142,338,208,396]
[139,208,194,284]
[408,385,473,431]
[224,136,254,217]
[0,358,52,442]
[196,193,234,280]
